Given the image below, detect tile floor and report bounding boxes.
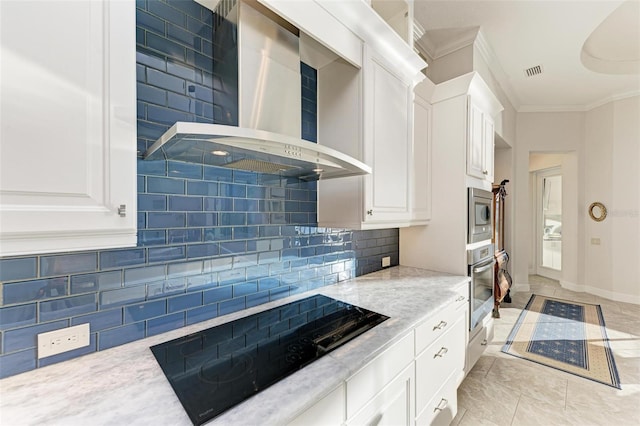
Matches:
[452,275,640,426]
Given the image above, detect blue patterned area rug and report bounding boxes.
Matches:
[502,294,621,389]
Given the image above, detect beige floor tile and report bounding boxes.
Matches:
[614,355,640,385]
[528,285,557,297]
[510,394,576,426]
[457,374,520,426]
[466,354,496,379]
[450,406,467,426]
[595,298,623,313]
[492,323,517,344]
[457,275,639,425]
[485,357,568,407]
[564,380,640,424]
[600,309,640,335]
[457,409,503,426]
[553,289,597,303]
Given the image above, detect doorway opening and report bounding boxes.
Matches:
[534,167,562,280]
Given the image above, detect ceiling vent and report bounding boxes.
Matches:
[524,65,544,77]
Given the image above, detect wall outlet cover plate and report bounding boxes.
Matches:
[37,323,90,359]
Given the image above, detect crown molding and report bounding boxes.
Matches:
[518,90,640,112]
[585,90,640,110]
[431,28,478,59]
[416,26,479,60]
[473,30,521,111]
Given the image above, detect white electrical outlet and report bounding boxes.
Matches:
[37,323,90,359]
[382,256,391,268]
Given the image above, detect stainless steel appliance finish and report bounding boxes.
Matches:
[468,243,495,337]
[468,187,494,244]
[143,1,370,181]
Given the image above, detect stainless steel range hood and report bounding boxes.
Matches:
[145,121,371,180]
[143,0,370,181]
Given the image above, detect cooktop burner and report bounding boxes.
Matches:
[150,294,389,425]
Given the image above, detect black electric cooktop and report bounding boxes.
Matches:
[150,294,389,425]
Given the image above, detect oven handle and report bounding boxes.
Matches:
[473,259,495,274]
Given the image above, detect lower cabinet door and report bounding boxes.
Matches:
[347,363,415,426]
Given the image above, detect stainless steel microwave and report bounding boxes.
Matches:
[468,188,494,244]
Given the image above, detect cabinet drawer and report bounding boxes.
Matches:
[467,316,494,373]
[346,332,414,419]
[415,303,465,355]
[415,316,465,415]
[415,372,459,426]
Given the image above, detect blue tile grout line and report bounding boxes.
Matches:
[0,0,398,379]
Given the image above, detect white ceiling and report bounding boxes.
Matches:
[413,0,640,112]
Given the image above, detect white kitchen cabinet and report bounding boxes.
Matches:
[415,312,465,422]
[259,0,426,230]
[400,72,502,276]
[346,331,414,419]
[466,97,495,183]
[317,46,414,229]
[362,46,413,226]
[0,0,137,256]
[289,332,415,426]
[409,80,435,225]
[287,384,345,426]
[347,363,414,426]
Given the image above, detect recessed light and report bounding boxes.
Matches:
[211,150,229,156]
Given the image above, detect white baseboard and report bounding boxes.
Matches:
[560,280,640,305]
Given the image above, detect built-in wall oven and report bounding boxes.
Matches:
[468,243,495,337]
[468,188,494,244]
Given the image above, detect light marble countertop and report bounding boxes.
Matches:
[0,266,469,426]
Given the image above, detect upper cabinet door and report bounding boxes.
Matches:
[483,115,495,183]
[363,48,411,225]
[0,0,137,256]
[466,95,495,183]
[466,98,486,180]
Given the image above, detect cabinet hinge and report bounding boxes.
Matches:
[117,204,127,217]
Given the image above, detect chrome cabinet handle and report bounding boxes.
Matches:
[433,320,447,331]
[483,170,488,175]
[456,295,466,302]
[434,347,448,358]
[481,339,488,346]
[434,398,448,412]
[366,209,373,216]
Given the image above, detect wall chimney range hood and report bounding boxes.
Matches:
[144,122,371,181]
[143,0,371,181]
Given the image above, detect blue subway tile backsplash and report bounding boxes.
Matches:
[0,258,37,282]
[0,0,398,379]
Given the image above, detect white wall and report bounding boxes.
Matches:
[514,112,584,292]
[583,96,640,302]
[423,45,474,85]
[515,96,640,303]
